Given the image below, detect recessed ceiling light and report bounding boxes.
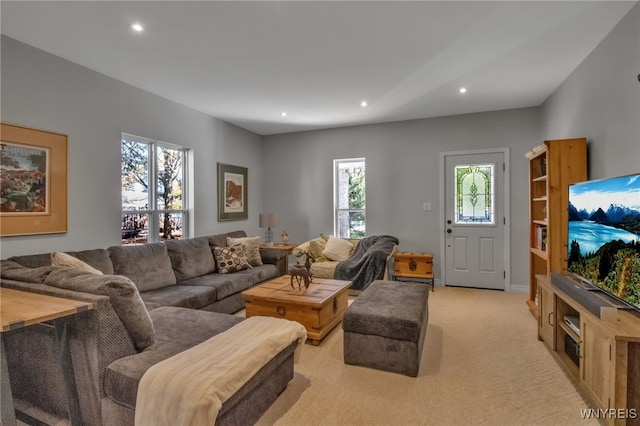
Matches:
[459,87,467,94]
[280,112,287,117]
[360,101,368,107]
[131,22,144,33]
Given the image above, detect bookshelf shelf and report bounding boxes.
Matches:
[530,247,548,260]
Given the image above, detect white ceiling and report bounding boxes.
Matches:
[1,1,636,136]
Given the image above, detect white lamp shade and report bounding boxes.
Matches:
[259,213,279,228]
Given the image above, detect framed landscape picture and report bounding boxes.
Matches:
[1,123,68,236]
[217,163,248,221]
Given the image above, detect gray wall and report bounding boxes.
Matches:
[0,36,264,258]
[260,3,639,290]
[541,2,639,180]
[1,3,636,289]
[262,108,541,288]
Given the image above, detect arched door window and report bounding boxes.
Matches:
[454,164,494,224]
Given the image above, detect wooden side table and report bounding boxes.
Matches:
[391,252,435,291]
[259,243,298,275]
[1,287,93,426]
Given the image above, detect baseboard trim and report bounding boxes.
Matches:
[508,284,528,293]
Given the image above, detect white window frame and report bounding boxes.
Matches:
[333,157,366,238]
[121,133,190,244]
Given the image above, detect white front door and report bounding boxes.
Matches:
[443,151,507,290]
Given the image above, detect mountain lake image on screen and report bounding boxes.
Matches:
[567,173,640,311]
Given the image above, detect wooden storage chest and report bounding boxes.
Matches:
[242,276,351,345]
[392,251,434,290]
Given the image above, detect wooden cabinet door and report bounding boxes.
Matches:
[581,317,613,410]
[538,282,555,346]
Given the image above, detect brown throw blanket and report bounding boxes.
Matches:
[135,316,307,426]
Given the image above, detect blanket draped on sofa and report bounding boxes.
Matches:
[334,235,399,291]
[135,316,306,426]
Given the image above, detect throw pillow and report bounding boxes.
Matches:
[213,244,253,274]
[293,236,327,264]
[322,235,354,262]
[309,239,328,262]
[51,252,103,275]
[226,236,263,266]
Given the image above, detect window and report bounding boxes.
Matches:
[121,134,189,245]
[334,158,366,239]
[454,164,494,224]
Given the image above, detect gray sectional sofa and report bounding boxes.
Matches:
[7,230,284,314]
[0,230,296,425]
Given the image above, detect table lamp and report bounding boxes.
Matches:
[259,213,279,247]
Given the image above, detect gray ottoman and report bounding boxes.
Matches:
[342,280,429,377]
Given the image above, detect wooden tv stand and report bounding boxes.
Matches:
[536,274,640,425]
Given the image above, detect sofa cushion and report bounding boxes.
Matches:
[323,235,354,261]
[177,273,255,300]
[0,260,55,284]
[109,243,177,292]
[226,236,263,266]
[8,249,115,275]
[310,261,340,279]
[44,268,155,351]
[139,285,218,310]
[51,252,103,275]
[104,307,244,410]
[164,237,216,281]
[206,230,247,251]
[213,245,252,274]
[66,249,115,275]
[233,264,280,285]
[7,253,53,269]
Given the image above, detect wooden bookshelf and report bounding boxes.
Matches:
[526,138,587,316]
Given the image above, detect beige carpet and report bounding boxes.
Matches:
[253,286,599,426]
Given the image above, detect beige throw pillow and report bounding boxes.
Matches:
[226,236,263,266]
[309,239,328,262]
[322,236,354,262]
[51,252,103,275]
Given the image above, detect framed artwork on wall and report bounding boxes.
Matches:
[1,123,68,236]
[217,162,248,221]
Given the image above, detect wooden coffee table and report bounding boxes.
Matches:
[242,276,351,345]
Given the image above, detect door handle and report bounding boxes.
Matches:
[446,229,452,234]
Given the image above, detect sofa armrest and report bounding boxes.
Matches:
[259,248,284,264]
[1,279,137,425]
[259,248,286,275]
[384,244,398,280]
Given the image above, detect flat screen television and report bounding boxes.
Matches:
[567,173,640,313]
